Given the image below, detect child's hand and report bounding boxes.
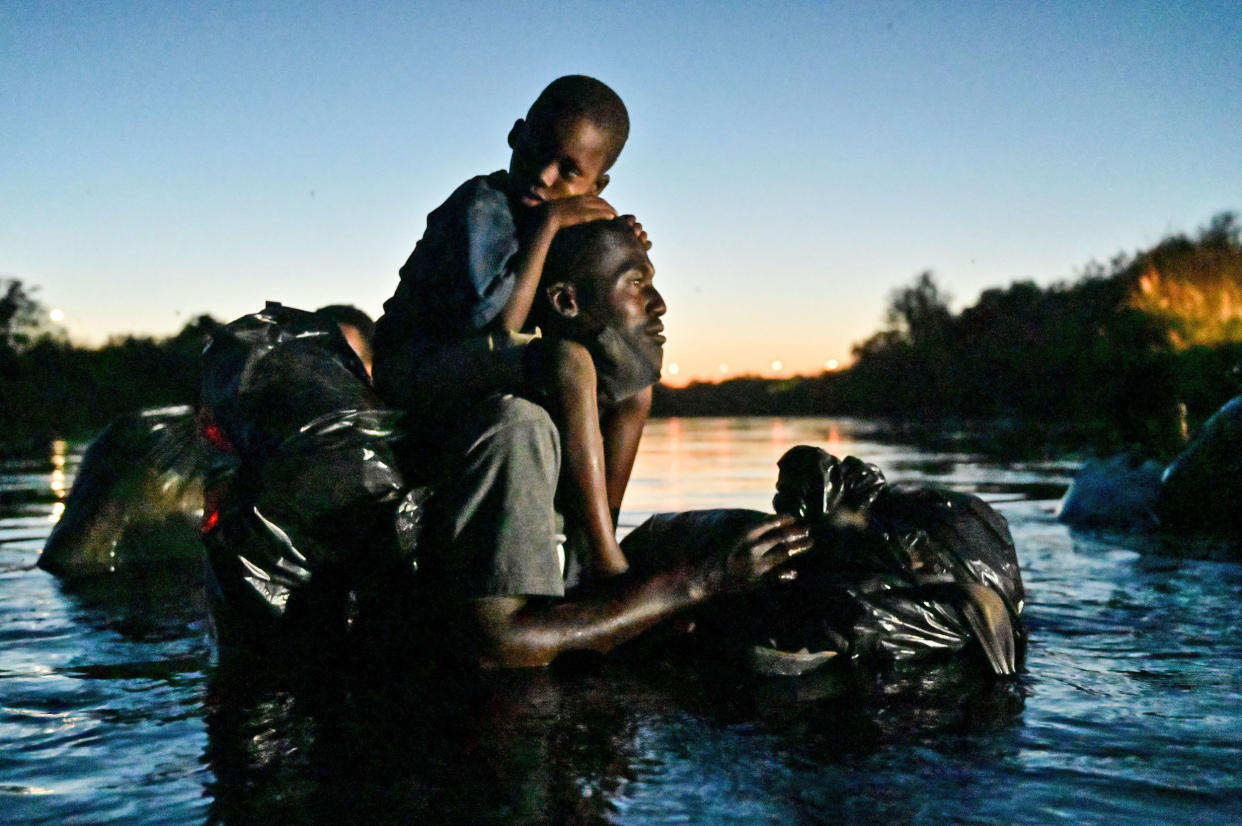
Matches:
[620,214,652,250]
[543,195,616,231]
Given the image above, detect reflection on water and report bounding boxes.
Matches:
[2,417,1240,825]
[621,417,902,527]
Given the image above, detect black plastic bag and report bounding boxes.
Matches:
[39,405,209,577]
[623,446,1026,677]
[199,303,423,647]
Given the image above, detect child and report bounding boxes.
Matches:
[373,76,648,579]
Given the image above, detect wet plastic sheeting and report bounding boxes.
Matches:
[623,448,1026,674]
[199,304,415,638]
[38,405,209,577]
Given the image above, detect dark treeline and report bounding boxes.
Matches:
[654,212,1242,458]
[1,280,216,447]
[4,212,1241,458]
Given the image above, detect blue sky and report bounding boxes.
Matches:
[3,0,1240,381]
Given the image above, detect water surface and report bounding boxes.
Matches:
[2,418,1240,824]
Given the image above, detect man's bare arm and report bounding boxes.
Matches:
[467,515,811,668]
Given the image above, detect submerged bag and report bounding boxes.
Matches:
[39,405,209,577]
[623,445,1026,677]
[1159,395,1242,539]
[770,446,1024,674]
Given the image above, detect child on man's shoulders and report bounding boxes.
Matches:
[374,75,652,580]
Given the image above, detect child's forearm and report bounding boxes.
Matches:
[497,196,617,332]
[497,220,559,332]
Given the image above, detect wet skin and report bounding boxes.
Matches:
[499,117,640,581]
[581,228,667,374]
[546,221,667,385]
[543,223,667,574]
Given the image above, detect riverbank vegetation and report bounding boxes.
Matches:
[653,212,1242,458]
[2,281,214,448]
[4,212,1241,459]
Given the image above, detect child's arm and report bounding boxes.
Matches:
[601,385,653,523]
[496,195,615,332]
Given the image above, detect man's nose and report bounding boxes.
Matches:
[648,288,667,317]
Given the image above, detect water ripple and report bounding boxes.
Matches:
[2,420,1241,825]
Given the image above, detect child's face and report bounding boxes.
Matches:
[507,114,612,209]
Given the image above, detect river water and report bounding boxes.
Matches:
[1,417,1240,825]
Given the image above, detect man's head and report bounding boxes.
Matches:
[538,217,666,402]
[507,76,629,209]
[316,304,375,376]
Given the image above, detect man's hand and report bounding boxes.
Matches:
[543,195,617,232]
[716,515,812,592]
[465,514,811,669]
[620,214,652,250]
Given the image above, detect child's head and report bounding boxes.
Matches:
[507,75,629,209]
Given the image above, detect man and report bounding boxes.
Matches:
[411,217,811,668]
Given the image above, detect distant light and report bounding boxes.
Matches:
[771,360,783,371]
[49,308,64,322]
[667,362,680,376]
[719,363,729,373]
[824,359,839,371]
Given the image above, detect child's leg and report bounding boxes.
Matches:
[544,339,629,577]
[601,384,653,520]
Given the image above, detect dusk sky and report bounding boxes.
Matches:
[4,1,1240,383]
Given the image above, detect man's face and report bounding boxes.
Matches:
[507,115,612,208]
[337,323,373,377]
[581,229,667,377]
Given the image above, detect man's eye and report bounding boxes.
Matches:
[561,164,580,179]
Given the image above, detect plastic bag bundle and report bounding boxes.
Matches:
[199,303,421,644]
[623,445,1025,677]
[1159,395,1242,540]
[39,405,209,577]
[771,446,1023,674]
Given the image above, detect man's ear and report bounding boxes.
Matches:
[593,173,610,195]
[545,281,581,318]
[507,119,525,150]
